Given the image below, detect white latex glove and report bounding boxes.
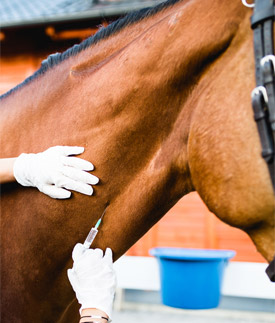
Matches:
[67,243,116,319]
[13,146,99,199]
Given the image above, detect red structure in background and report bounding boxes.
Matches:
[127,192,265,262]
[0,25,265,264]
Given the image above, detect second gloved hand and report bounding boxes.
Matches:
[67,243,117,320]
[13,146,99,199]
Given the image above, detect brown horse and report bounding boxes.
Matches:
[0,0,274,322]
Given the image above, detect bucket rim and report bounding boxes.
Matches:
[149,247,236,260]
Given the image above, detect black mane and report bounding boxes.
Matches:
[0,0,181,99]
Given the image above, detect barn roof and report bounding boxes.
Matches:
[0,0,163,29]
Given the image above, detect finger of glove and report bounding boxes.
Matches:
[40,184,71,199]
[73,247,103,265]
[72,243,86,261]
[61,156,95,171]
[67,269,79,291]
[73,248,104,273]
[93,248,104,259]
[57,177,94,196]
[56,146,85,156]
[62,166,99,185]
[103,248,113,264]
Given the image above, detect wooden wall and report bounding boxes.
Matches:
[0,27,265,263]
[0,54,42,95]
[127,192,265,262]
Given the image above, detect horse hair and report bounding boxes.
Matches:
[0,0,182,100]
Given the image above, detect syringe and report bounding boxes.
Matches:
[83,205,108,249]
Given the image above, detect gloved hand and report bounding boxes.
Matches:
[67,243,116,319]
[13,146,99,199]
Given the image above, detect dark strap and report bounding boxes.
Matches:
[265,256,275,282]
[251,0,275,190]
[251,0,275,282]
[251,0,275,28]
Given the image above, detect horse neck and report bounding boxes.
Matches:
[0,0,251,207]
[0,0,251,248]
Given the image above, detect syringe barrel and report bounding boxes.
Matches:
[83,227,98,249]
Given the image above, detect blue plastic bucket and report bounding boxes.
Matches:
[150,247,235,309]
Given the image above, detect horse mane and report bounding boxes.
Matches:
[0,0,182,100]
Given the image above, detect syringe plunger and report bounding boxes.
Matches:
[83,227,98,249]
[83,204,108,249]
